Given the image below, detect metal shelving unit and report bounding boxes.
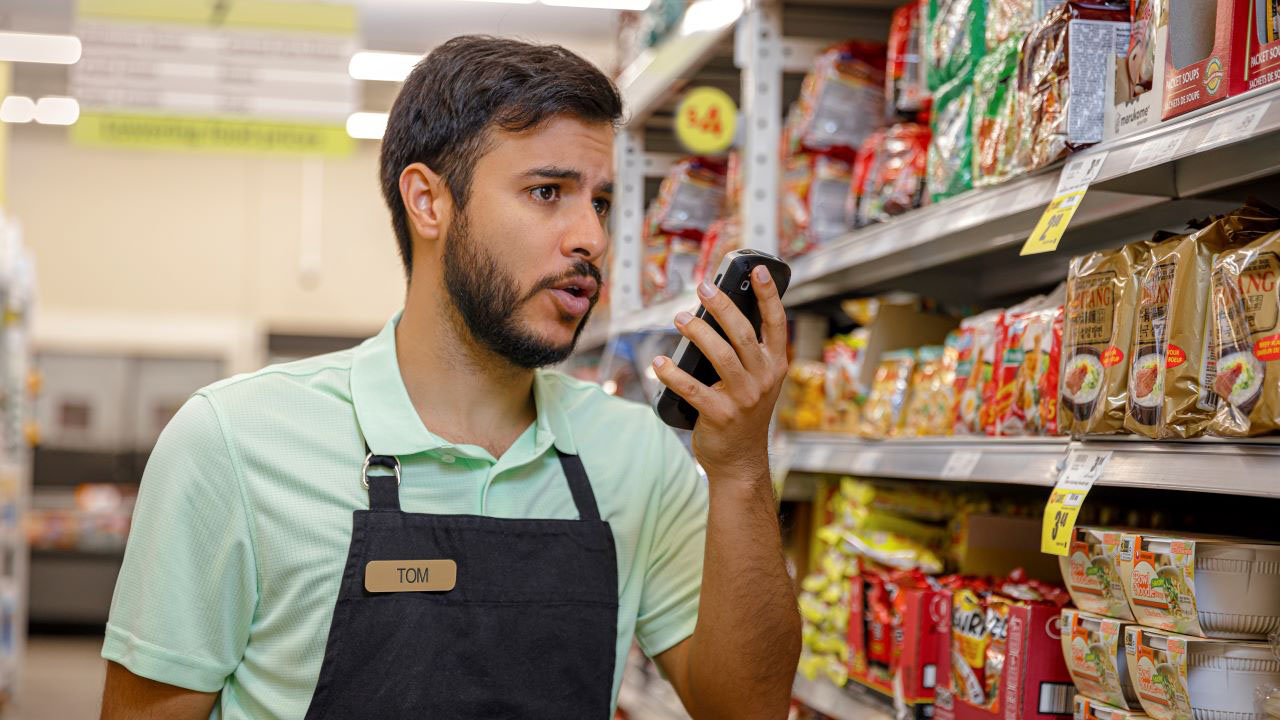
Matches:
[791,675,895,720]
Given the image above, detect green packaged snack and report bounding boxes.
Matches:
[928,67,975,202]
[972,37,1022,187]
[926,0,986,89]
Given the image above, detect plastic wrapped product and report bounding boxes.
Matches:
[1125,202,1280,438]
[987,0,1033,50]
[1208,229,1280,436]
[927,67,976,202]
[649,156,727,239]
[1058,526,1137,621]
[972,37,1022,187]
[791,41,887,158]
[952,309,1003,435]
[1062,241,1152,435]
[901,345,952,437]
[1038,306,1066,435]
[926,0,986,89]
[641,233,671,305]
[664,235,702,298]
[780,154,854,258]
[859,123,931,224]
[860,349,916,438]
[780,153,816,258]
[848,130,884,228]
[1009,304,1064,435]
[780,361,827,431]
[1060,608,1142,710]
[1017,1,1130,172]
[1125,626,1280,720]
[887,0,929,116]
[693,216,741,287]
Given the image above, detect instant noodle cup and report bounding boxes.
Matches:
[1059,526,1136,621]
[1061,608,1142,710]
[1208,229,1280,435]
[1125,202,1280,438]
[1118,533,1280,639]
[1124,627,1280,720]
[1062,242,1152,435]
[1074,695,1152,720]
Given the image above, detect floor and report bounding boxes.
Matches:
[16,635,104,719]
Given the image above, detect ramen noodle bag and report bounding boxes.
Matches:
[973,37,1022,187]
[791,42,887,157]
[1038,306,1066,435]
[927,67,976,202]
[1125,203,1280,438]
[926,0,987,90]
[1208,229,1280,436]
[901,344,953,437]
[1062,241,1152,435]
[861,349,916,438]
[984,296,1043,435]
[953,309,1003,434]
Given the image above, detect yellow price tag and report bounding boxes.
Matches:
[674,86,737,155]
[1021,189,1085,255]
[1041,449,1111,555]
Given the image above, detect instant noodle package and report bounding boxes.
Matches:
[861,349,917,438]
[972,37,1022,187]
[901,343,958,437]
[854,123,931,225]
[639,157,727,304]
[1124,626,1280,720]
[927,67,977,202]
[1208,229,1280,436]
[780,153,855,258]
[926,0,986,89]
[887,0,929,116]
[1059,526,1136,621]
[1060,608,1142,710]
[788,41,887,158]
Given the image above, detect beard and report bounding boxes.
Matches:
[441,210,601,369]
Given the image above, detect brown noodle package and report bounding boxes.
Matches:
[1061,241,1152,435]
[1125,202,1280,438]
[1208,229,1280,436]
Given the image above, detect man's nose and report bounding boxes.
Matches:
[563,201,609,262]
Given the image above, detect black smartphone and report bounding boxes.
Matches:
[654,249,792,430]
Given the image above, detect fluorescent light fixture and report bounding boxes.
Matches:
[0,96,36,124]
[0,31,82,65]
[681,0,744,33]
[541,0,651,8]
[346,112,388,140]
[348,50,421,82]
[35,96,80,125]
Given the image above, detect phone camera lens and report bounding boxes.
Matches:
[739,279,751,291]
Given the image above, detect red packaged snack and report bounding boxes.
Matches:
[693,216,741,287]
[780,154,854,258]
[848,130,884,228]
[978,311,1011,435]
[887,0,929,116]
[1038,307,1066,435]
[857,123,931,225]
[648,156,727,240]
[790,41,887,159]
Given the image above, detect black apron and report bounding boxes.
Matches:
[303,446,619,719]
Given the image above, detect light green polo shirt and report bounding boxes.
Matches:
[102,312,708,719]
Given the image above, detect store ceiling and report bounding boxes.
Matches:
[1,0,622,102]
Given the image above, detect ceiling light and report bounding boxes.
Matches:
[681,0,744,33]
[348,50,421,82]
[0,31,82,65]
[346,112,388,140]
[0,96,36,124]
[541,0,651,8]
[34,97,80,125]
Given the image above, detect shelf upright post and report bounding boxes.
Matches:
[610,128,646,320]
[736,1,783,256]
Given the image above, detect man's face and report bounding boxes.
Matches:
[440,115,613,369]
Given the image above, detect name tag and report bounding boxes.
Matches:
[364,559,458,593]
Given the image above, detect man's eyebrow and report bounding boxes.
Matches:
[523,166,612,193]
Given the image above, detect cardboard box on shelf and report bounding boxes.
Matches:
[954,513,1063,583]
[855,297,961,391]
[1162,0,1280,119]
[1105,0,1168,138]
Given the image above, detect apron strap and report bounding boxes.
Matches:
[363,445,402,512]
[555,451,601,522]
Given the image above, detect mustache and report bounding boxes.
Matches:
[524,260,604,301]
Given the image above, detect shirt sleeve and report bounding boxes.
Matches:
[101,392,258,692]
[634,425,708,658]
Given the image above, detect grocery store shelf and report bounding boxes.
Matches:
[791,675,895,720]
[614,0,742,127]
[780,432,1280,497]
[783,433,1068,486]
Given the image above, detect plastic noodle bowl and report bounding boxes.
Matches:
[1119,534,1280,640]
[1125,626,1280,720]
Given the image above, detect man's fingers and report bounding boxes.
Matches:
[751,265,787,357]
[673,310,752,390]
[652,356,729,423]
[696,280,767,373]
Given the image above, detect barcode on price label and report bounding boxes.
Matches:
[1038,682,1076,714]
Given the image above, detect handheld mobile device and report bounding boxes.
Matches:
[654,249,792,430]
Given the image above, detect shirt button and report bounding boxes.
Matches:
[439,453,456,464]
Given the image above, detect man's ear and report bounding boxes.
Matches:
[399,162,451,244]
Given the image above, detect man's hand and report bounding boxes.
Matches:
[653,264,788,477]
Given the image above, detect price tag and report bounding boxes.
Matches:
[1199,101,1271,150]
[852,451,882,476]
[1129,129,1188,170]
[674,86,738,155]
[1020,151,1109,256]
[940,450,982,479]
[1041,449,1113,555]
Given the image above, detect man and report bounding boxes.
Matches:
[100,35,800,719]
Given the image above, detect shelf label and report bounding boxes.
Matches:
[1129,130,1188,170]
[940,450,982,479]
[1199,101,1271,150]
[674,86,738,155]
[1020,151,1109,256]
[1041,449,1113,555]
[852,451,882,476]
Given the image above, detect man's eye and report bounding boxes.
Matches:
[593,198,611,217]
[532,185,559,202]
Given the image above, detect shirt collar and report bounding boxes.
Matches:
[351,310,577,457]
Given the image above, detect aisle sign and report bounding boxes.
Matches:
[674,86,737,155]
[1041,449,1113,555]
[1020,151,1110,256]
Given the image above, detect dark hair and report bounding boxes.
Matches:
[379,35,624,277]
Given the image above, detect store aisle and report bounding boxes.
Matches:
[18,636,104,719]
